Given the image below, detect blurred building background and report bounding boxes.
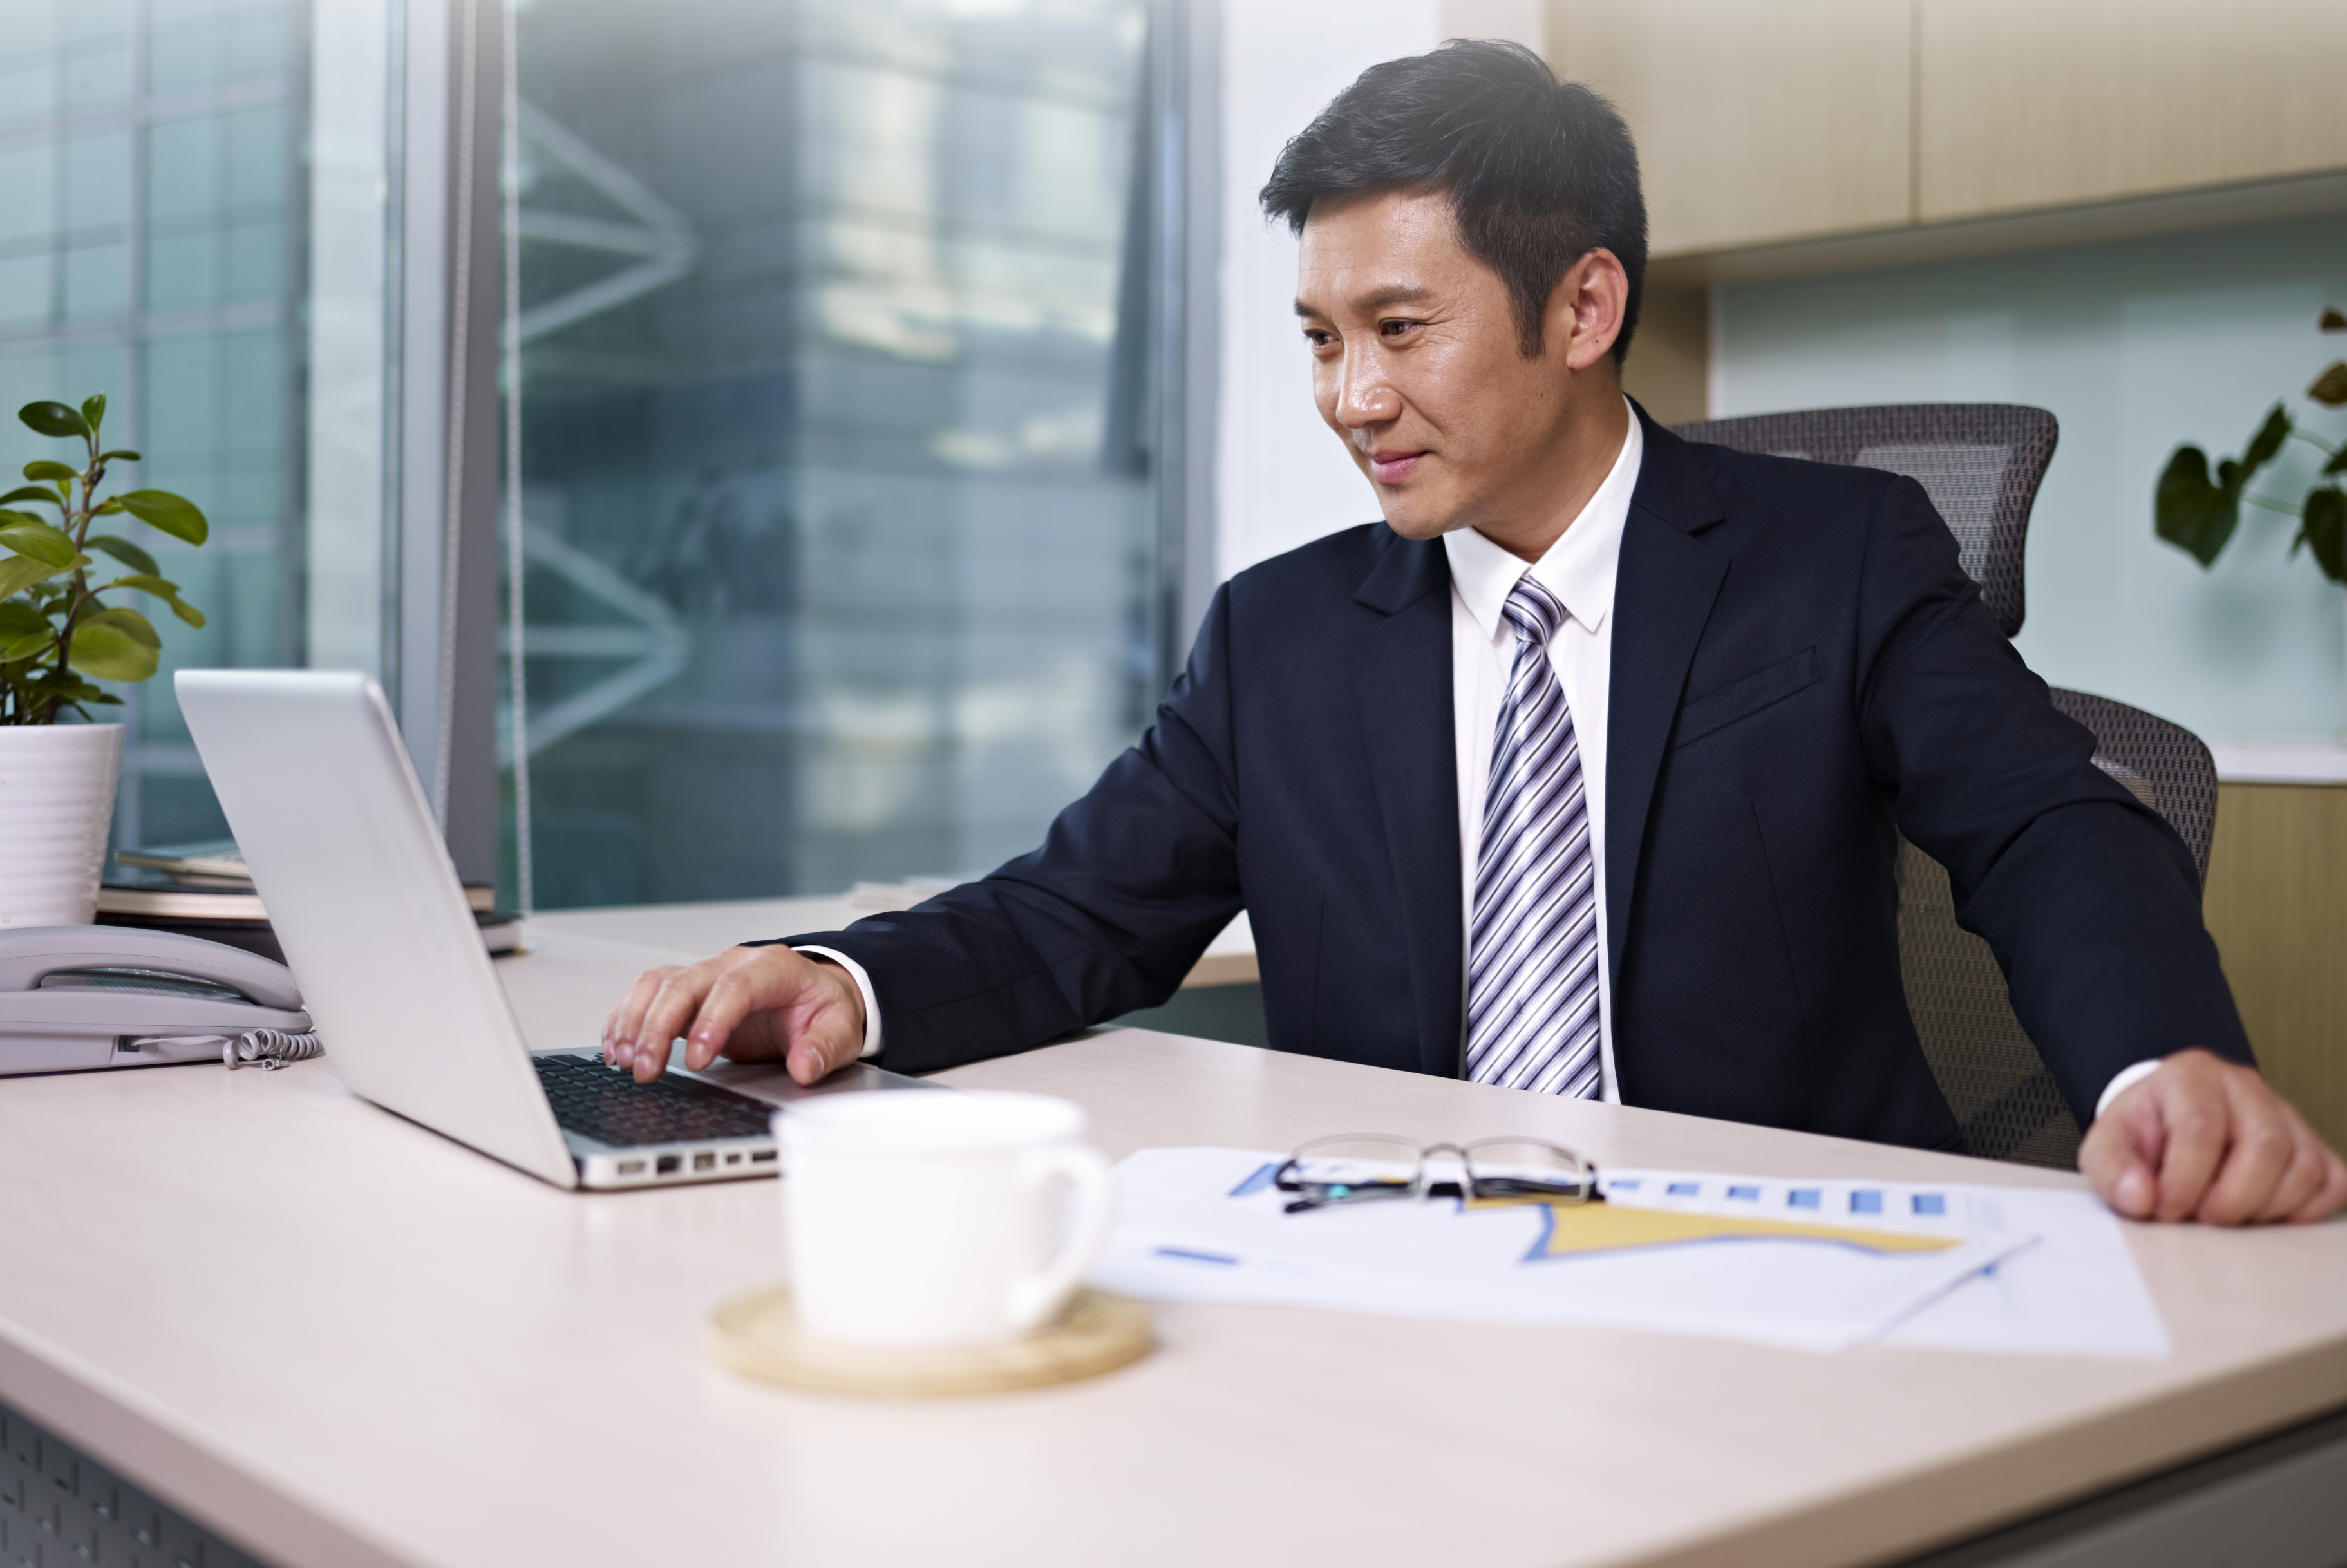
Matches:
[0,0,303,849]
[509,0,1170,907]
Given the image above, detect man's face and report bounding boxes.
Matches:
[1294,189,1608,543]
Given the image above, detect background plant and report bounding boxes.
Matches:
[0,395,209,726]
[2154,307,2347,585]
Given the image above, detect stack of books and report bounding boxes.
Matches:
[100,841,525,961]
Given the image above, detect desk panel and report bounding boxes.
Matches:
[0,929,2339,1568]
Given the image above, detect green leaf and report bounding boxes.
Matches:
[0,518,79,567]
[2323,307,2346,332]
[95,448,140,464]
[0,601,50,661]
[2325,444,2347,477]
[102,572,183,598]
[80,393,104,435]
[21,460,77,484]
[113,489,207,546]
[2297,487,2347,586]
[0,486,61,508]
[0,554,71,600]
[84,534,158,575]
[68,609,160,683]
[84,603,159,647]
[2308,361,2347,409]
[102,572,207,628]
[2242,404,2292,470]
[18,401,89,440]
[2155,446,2239,567]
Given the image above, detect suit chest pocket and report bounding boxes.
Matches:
[1673,647,1818,751]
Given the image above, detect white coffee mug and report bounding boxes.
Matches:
[777,1091,1115,1348]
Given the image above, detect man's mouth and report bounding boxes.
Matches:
[1366,450,1425,485]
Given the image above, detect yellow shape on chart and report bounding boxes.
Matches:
[1520,1202,1960,1258]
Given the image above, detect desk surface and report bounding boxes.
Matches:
[1,918,2342,1568]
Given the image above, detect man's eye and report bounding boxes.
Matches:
[1380,318,1419,337]
[1303,329,1334,347]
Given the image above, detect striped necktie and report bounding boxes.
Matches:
[1466,574,1602,1098]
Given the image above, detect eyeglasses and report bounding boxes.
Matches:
[1272,1133,1597,1214]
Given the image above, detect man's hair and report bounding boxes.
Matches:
[1259,40,1647,364]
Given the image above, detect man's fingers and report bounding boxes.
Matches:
[602,947,866,1085]
[2149,1075,2229,1223]
[782,959,866,1084]
[2191,1077,2292,1226]
[2292,1146,2347,1225]
[684,961,791,1070]
[2079,1113,2162,1220]
[604,967,680,1068]
[632,962,728,1082]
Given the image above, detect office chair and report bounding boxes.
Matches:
[1672,405,2218,1168]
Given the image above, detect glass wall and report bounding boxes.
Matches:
[510,0,1172,907]
[0,0,305,845]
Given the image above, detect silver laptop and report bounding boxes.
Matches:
[176,668,929,1190]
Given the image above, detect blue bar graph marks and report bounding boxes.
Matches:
[1788,1189,1822,1209]
[1726,1185,1760,1201]
[1667,1181,1701,1196]
[1229,1164,1278,1198]
[1912,1193,1947,1217]
[1155,1247,1240,1265]
[1850,1191,1883,1215]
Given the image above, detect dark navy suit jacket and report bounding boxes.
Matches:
[786,408,2251,1148]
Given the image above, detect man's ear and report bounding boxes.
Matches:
[1545,249,1628,373]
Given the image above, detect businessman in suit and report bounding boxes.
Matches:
[605,43,2344,1225]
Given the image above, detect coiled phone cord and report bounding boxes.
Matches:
[220,1029,323,1070]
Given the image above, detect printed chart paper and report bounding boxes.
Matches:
[1092,1148,2040,1354]
[1093,1149,2169,1356]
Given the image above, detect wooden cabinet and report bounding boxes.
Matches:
[1548,0,1912,256]
[2204,782,2347,1154]
[1548,0,2347,261]
[1919,0,2347,223]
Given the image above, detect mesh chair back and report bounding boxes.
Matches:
[1670,404,2057,636]
[1670,408,2214,1166]
[1895,691,2215,1167]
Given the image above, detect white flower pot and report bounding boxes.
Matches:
[0,723,124,928]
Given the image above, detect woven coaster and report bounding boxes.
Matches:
[709,1287,1153,1397]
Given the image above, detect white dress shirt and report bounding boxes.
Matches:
[1444,404,1642,1102]
[812,395,2151,1117]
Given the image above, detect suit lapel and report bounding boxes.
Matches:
[1350,535,1465,1078]
[1607,413,1730,1000]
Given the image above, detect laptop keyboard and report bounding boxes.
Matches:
[533,1053,776,1147]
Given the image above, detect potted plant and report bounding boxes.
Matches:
[0,395,209,928]
[2154,307,2347,583]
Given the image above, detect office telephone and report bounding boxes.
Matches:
[0,926,317,1077]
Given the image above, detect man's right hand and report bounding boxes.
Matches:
[602,945,867,1086]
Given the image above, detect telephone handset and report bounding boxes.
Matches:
[0,926,317,1077]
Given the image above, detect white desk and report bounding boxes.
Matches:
[1,913,2342,1568]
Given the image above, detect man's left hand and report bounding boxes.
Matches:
[2079,1049,2347,1224]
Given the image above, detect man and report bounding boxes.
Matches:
[605,43,2344,1225]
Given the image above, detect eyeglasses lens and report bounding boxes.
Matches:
[1464,1140,1592,1204]
[1279,1136,1424,1207]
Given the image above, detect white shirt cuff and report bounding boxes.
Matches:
[2093,1058,2163,1122]
[791,946,883,1060]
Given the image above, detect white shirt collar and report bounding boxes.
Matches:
[1444,400,1643,642]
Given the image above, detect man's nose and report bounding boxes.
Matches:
[1335,348,1401,428]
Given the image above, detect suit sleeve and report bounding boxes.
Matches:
[1852,475,2252,1122]
[763,583,1247,1075]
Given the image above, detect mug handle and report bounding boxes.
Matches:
[1005,1141,1115,1334]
